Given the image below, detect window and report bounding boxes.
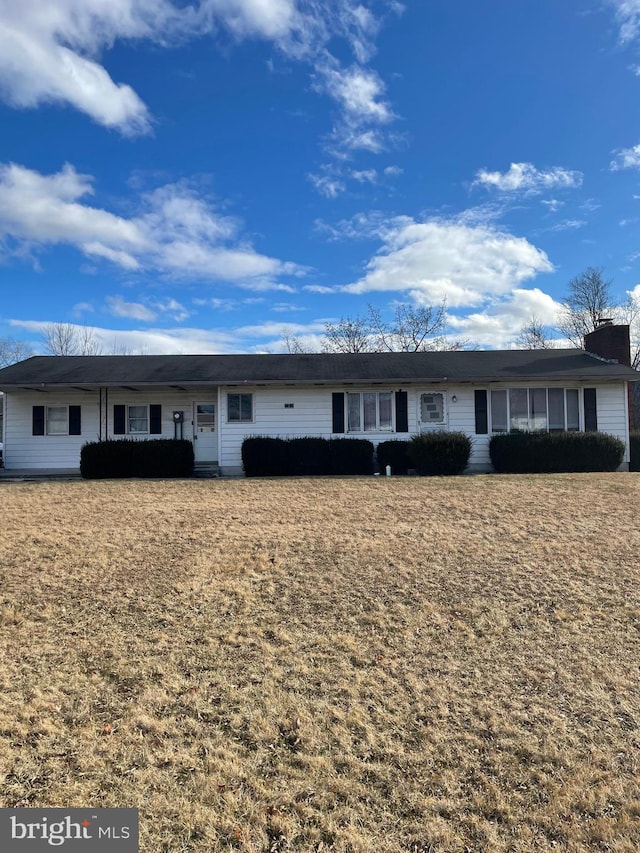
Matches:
[113,404,160,436]
[490,388,581,433]
[128,405,148,434]
[228,393,253,422]
[32,405,82,436]
[346,391,394,432]
[491,390,508,432]
[419,393,445,425]
[46,406,68,435]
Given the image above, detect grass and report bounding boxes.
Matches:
[0,474,639,852]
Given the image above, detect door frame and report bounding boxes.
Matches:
[193,400,218,462]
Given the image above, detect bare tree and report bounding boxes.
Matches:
[620,293,640,370]
[515,316,555,350]
[42,323,103,356]
[322,302,452,354]
[322,315,376,353]
[368,303,446,352]
[0,336,34,367]
[558,267,616,347]
[281,327,308,354]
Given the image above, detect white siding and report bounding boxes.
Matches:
[218,383,480,474]
[3,390,206,469]
[5,391,99,469]
[3,379,631,472]
[219,386,333,474]
[218,380,631,474]
[594,382,631,463]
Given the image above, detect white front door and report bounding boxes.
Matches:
[193,402,217,462]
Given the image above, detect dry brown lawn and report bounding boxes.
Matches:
[0,474,639,852]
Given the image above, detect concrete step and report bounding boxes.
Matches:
[193,463,220,478]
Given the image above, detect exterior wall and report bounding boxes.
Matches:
[3,379,631,472]
[3,389,205,469]
[5,390,99,469]
[218,380,631,475]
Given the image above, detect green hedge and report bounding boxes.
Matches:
[241,436,374,476]
[489,432,625,474]
[80,439,194,479]
[376,440,411,475]
[631,432,640,472]
[287,437,331,475]
[408,431,471,476]
[329,438,374,475]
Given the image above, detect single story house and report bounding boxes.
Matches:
[0,323,636,474]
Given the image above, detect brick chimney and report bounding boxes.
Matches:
[584,321,631,367]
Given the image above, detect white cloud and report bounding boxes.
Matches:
[611,0,640,44]
[314,210,390,241]
[0,162,303,288]
[0,0,397,154]
[352,169,377,183]
[193,296,265,311]
[383,165,403,177]
[446,288,563,349]
[610,143,640,171]
[340,215,553,307]
[10,316,327,354]
[473,162,583,195]
[106,295,158,322]
[0,162,148,252]
[202,0,298,41]
[628,283,640,301]
[154,297,190,321]
[318,64,393,125]
[541,198,563,212]
[0,0,183,134]
[550,219,587,232]
[270,301,306,312]
[308,173,346,198]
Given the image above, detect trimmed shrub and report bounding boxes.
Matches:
[489,431,625,474]
[241,436,374,476]
[288,437,332,475]
[630,432,640,472]
[81,439,194,479]
[330,438,374,474]
[376,440,411,475]
[407,431,471,476]
[241,436,290,477]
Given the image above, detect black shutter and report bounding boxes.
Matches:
[150,404,162,435]
[113,404,126,435]
[395,391,409,433]
[32,405,45,436]
[474,390,488,434]
[584,388,597,432]
[332,393,345,434]
[69,405,81,436]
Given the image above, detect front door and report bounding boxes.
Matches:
[418,391,448,431]
[193,402,217,462]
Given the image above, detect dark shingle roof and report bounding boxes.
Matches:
[0,350,636,389]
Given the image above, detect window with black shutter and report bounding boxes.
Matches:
[395,391,408,433]
[69,405,82,435]
[32,405,45,436]
[150,404,162,435]
[584,388,597,432]
[474,390,488,434]
[113,404,126,435]
[332,393,345,433]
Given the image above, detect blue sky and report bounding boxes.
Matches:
[2,0,640,354]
